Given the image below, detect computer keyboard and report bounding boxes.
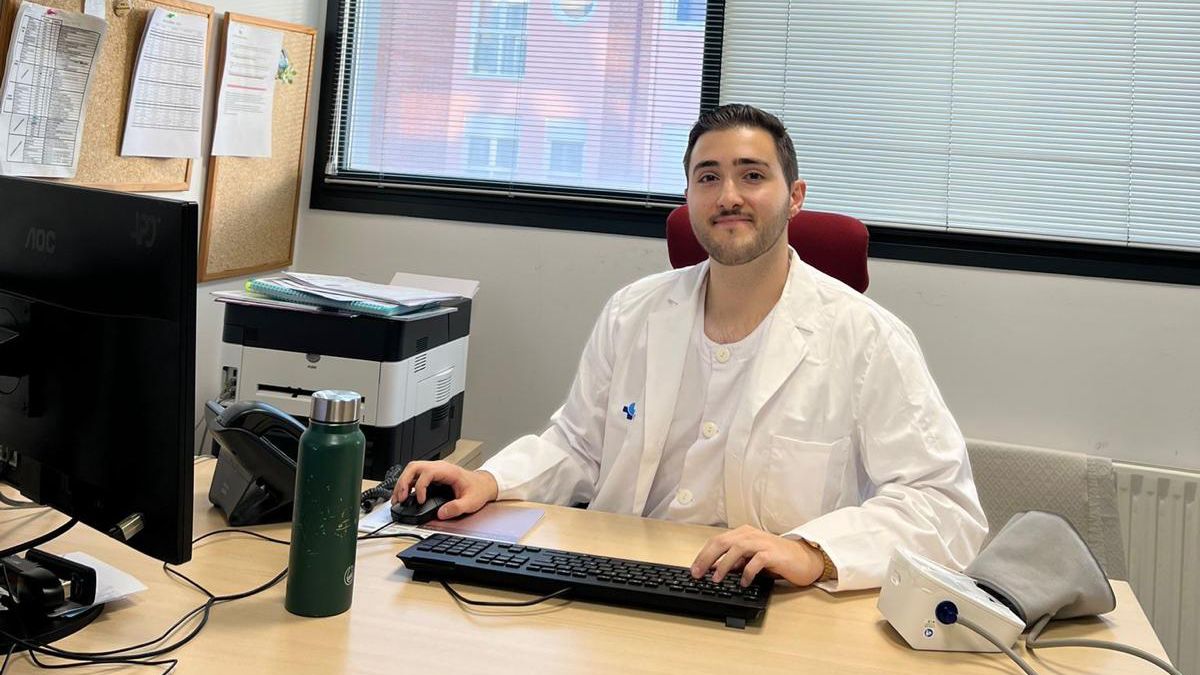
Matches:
[397,533,773,628]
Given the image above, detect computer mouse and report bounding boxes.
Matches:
[391,482,456,525]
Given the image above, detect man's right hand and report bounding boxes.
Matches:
[391,460,500,520]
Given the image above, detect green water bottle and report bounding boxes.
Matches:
[285,390,366,617]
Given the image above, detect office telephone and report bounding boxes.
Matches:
[206,400,304,526]
[206,400,408,526]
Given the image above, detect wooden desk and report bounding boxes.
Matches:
[2,451,1171,674]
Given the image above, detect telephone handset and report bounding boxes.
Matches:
[206,400,305,526]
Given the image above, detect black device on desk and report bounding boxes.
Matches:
[0,175,197,652]
[205,398,423,526]
[390,483,455,525]
[398,533,774,629]
[206,400,305,526]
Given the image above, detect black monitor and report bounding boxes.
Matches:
[0,176,196,566]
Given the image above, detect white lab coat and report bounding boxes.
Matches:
[481,250,987,591]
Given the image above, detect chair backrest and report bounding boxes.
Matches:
[966,438,1128,581]
[665,204,870,292]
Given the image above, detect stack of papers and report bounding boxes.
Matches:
[226,271,462,319]
[283,272,460,306]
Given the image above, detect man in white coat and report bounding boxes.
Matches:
[394,104,987,592]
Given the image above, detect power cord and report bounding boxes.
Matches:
[359,464,404,514]
[955,616,1037,675]
[954,613,1181,675]
[2,641,15,675]
[2,564,178,674]
[361,523,570,609]
[0,529,290,671]
[439,581,571,608]
[0,520,77,559]
[1,520,437,671]
[1025,613,1181,675]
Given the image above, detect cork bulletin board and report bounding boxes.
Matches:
[197,13,314,282]
[0,0,213,191]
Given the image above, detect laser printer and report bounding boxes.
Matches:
[216,275,474,480]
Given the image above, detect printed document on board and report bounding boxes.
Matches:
[120,7,207,158]
[210,22,282,157]
[0,2,106,177]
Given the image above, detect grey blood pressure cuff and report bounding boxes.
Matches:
[964,510,1116,629]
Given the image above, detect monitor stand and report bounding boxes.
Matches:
[0,604,104,654]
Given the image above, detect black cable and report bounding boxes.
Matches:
[0,519,77,558]
[191,528,290,548]
[357,521,424,542]
[439,580,571,608]
[359,522,393,539]
[1,529,290,668]
[2,523,424,670]
[358,532,425,543]
[360,463,404,513]
[1,643,14,675]
[26,647,176,673]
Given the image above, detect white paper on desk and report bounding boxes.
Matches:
[359,502,544,544]
[120,7,207,158]
[210,22,281,157]
[55,552,147,616]
[0,2,106,178]
[359,504,422,535]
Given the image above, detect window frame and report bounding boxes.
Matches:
[311,0,1200,286]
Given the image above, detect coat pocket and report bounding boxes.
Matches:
[760,435,852,533]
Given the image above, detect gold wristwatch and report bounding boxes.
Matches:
[803,539,837,583]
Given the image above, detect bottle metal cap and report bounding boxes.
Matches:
[309,390,362,424]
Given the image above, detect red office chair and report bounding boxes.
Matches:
[665,205,870,292]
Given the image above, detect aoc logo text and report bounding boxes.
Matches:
[24,227,56,254]
[131,213,158,249]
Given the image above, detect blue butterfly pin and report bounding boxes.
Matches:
[622,402,637,421]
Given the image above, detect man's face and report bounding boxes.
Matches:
[685,127,805,266]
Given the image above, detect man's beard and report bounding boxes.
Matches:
[695,199,791,266]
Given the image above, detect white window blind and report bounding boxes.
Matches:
[722,0,1200,252]
[326,0,709,203]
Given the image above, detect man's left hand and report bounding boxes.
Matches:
[690,525,824,587]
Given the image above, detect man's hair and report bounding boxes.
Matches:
[683,104,799,186]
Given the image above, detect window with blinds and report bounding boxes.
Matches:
[722,1,1200,252]
[322,0,711,205]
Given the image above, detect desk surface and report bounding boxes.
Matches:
[2,451,1170,674]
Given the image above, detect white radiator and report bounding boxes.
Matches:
[1114,462,1200,675]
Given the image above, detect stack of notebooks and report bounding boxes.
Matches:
[238,272,459,317]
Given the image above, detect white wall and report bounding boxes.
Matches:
[868,260,1200,471]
